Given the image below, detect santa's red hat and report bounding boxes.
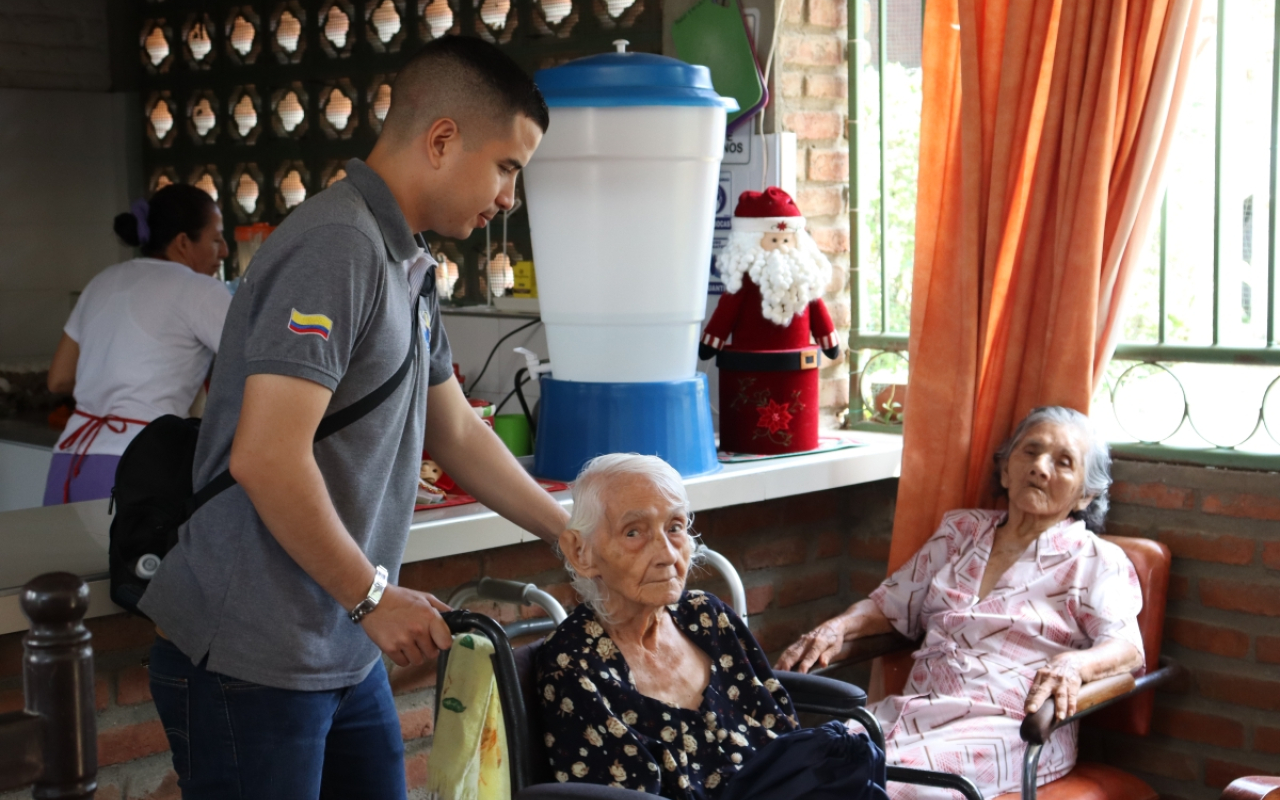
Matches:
[732,186,806,233]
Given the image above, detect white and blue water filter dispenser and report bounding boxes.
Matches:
[523,41,738,481]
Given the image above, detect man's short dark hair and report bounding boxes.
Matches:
[382,36,549,145]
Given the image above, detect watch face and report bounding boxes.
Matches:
[351,566,390,623]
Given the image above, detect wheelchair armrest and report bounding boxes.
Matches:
[1020,657,1185,745]
[811,632,917,675]
[776,670,868,717]
[517,784,652,798]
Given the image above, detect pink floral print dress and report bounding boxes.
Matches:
[865,510,1144,800]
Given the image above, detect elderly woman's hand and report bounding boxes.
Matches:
[775,616,848,673]
[1024,653,1085,721]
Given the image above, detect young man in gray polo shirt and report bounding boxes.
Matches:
[140,37,568,799]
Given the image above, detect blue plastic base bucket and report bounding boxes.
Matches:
[533,374,721,482]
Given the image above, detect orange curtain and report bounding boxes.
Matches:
[889,0,1203,573]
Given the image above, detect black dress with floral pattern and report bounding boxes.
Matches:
[535,590,799,799]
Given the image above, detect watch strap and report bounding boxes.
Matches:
[349,565,389,624]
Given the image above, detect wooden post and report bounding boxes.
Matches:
[22,572,97,799]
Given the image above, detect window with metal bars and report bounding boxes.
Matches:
[847,0,1280,456]
[846,0,920,429]
[136,0,660,298]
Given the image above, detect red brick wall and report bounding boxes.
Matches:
[1080,459,1280,799]
[774,0,853,421]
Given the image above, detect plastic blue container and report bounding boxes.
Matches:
[535,51,739,110]
[533,374,721,482]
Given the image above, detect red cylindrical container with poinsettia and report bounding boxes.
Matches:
[716,351,821,454]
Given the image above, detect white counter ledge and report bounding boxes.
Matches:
[0,431,902,635]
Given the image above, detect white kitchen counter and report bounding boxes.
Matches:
[0,419,58,512]
[0,431,902,635]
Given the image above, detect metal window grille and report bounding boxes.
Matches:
[846,0,919,426]
[847,0,1280,451]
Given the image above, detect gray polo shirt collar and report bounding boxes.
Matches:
[344,158,419,262]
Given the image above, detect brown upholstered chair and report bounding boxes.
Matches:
[813,534,1182,800]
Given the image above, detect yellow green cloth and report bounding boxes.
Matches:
[427,633,510,800]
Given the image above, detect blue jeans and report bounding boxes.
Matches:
[148,636,407,800]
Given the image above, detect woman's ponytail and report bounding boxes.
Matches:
[112,212,142,247]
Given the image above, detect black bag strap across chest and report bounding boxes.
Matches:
[189,264,435,517]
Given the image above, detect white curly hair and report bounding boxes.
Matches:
[717,228,832,325]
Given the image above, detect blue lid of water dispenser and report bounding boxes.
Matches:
[535,42,739,110]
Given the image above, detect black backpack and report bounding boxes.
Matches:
[109,415,204,614]
[109,269,433,616]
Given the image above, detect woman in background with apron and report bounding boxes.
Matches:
[43,184,231,504]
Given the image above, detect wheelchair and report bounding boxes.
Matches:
[439,545,982,800]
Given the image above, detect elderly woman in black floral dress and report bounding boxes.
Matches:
[536,454,801,798]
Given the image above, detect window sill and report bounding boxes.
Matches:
[845,420,904,435]
[1107,442,1280,472]
[838,423,1279,471]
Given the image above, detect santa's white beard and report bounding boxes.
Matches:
[718,230,832,325]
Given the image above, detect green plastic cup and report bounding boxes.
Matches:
[493,413,532,456]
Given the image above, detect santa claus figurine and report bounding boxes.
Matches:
[699,187,839,455]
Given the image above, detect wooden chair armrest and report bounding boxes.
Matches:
[1017,657,1185,745]
[1075,670,1136,706]
[811,632,918,675]
[1077,672,1137,712]
[1222,777,1280,800]
[1020,672,1135,744]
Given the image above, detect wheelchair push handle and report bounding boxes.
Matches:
[477,578,569,624]
[695,546,748,621]
[477,577,534,605]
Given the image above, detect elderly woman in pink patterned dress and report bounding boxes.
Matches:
[776,406,1145,800]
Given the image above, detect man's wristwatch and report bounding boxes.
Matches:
[349,565,389,624]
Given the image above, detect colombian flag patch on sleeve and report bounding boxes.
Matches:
[288,309,333,339]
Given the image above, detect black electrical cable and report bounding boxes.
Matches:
[514,367,535,443]
[494,368,531,415]
[464,318,541,398]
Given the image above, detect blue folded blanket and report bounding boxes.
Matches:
[720,721,889,800]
